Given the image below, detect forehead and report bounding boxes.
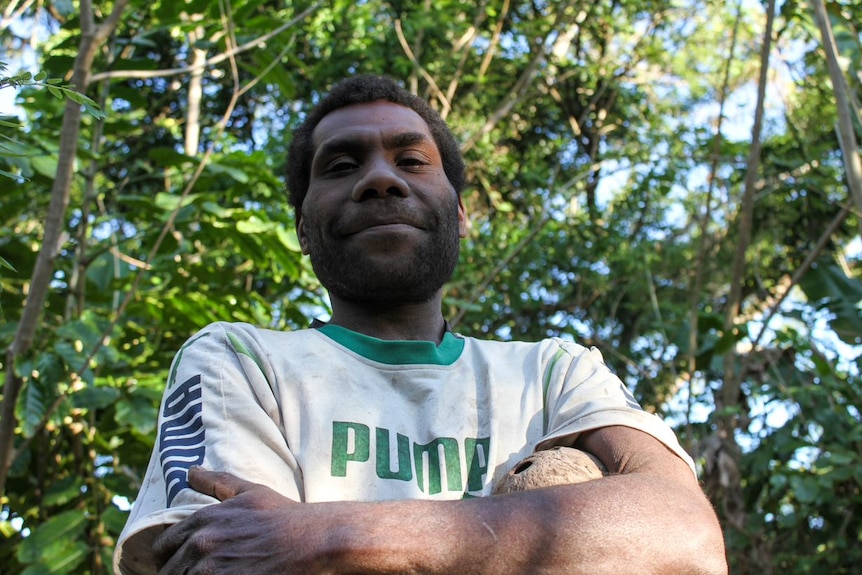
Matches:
[311,101,436,151]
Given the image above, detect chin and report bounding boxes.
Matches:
[329,282,443,305]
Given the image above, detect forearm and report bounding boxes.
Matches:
[154,429,727,575]
[327,473,725,575]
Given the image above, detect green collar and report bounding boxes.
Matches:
[317,323,464,366]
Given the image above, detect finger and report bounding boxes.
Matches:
[187,467,258,502]
[156,535,198,575]
[153,521,191,569]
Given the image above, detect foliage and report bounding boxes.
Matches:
[0,0,860,573]
[0,61,105,181]
[0,68,105,119]
[731,327,862,574]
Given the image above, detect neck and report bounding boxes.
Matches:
[327,293,447,343]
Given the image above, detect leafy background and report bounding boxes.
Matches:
[0,0,860,573]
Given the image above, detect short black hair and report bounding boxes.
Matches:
[285,75,466,219]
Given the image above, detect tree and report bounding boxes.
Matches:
[0,0,859,572]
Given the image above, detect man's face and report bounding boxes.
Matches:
[298,101,468,304]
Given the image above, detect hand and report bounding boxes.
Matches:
[153,467,304,574]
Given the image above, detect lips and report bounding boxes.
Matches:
[339,211,427,236]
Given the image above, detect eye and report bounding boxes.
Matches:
[397,154,430,170]
[323,158,358,175]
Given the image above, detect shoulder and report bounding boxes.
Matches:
[183,321,318,346]
[171,322,323,366]
[458,334,594,363]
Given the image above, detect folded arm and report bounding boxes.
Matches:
[154,425,727,575]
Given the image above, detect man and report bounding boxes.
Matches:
[114,74,727,574]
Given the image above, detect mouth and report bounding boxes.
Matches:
[345,222,423,237]
[341,214,426,236]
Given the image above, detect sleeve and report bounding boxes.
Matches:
[536,340,695,475]
[113,322,302,575]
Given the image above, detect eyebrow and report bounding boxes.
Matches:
[386,131,434,149]
[315,130,435,160]
[314,136,364,161]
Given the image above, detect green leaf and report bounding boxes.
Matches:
[83,101,107,120]
[56,311,108,351]
[101,505,130,536]
[116,389,161,435]
[85,250,119,291]
[30,155,58,178]
[829,298,862,345]
[236,217,274,234]
[64,90,84,104]
[155,192,199,211]
[17,510,87,563]
[0,167,25,180]
[0,520,18,537]
[0,133,35,157]
[202,201,234,218]
[799,259,862,303]
[206,161,250,183]
[799,259,862,345]
[47,86,63,100]
[54,340,87,374]
[71,386,120,410]
[822,449,856,466]
[0,255,16,271]
[148,147,198,168]
[19,380,49,439]
[714,324,748,354]
[276,226,301,252]
[21,541,88,575]
[43,476,84,507]
[52,0,75,17]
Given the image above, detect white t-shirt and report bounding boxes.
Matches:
[114,321,693,574]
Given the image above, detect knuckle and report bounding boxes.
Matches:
[189,529,217,556]
[194,557,218,575]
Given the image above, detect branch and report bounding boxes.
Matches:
[812,0,862,238]
[450,212,551,329]
[89,2,321,82]
[450,158,601,328]
[685,0,743,443]
[0,0,130,497]
[7,8,301,467]
[94,0,129,43]
[444,0,490,112]
[394,18,452,117]
[745,201,852,354]
[459,45,544,154]
[715,0,776,533]
[460,0,582,154]
[477,0,510,80]
[0,0,36,31]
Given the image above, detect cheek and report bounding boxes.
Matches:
[296,200,334,246]
[298,226,311,254]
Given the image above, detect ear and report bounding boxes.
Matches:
[296,215,311,255]
[457,196,469,238]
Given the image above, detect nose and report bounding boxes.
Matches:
[351,159,409,201]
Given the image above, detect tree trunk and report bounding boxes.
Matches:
[713,0,776,532]
[812,0,862,239]
[185,25,207,156]
[687,0,743,450]
[0,0,128,497]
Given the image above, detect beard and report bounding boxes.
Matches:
[302,196,462,304]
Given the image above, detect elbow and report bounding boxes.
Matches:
[692,546,728,575]
[681,508,728,575]
[701,530,728,575]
